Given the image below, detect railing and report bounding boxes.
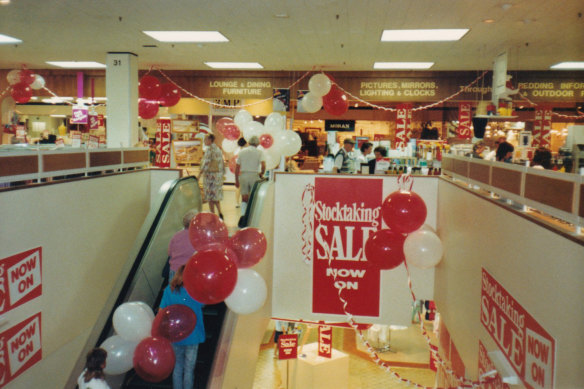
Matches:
[442,154,584,233]
[0,146,150,184]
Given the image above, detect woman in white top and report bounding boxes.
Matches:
[77,348,110,389]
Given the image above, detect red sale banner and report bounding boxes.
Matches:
[533,107,552,149]
[318,325,332,358]
[478,340,510,389]
[278,334,298,360]
[312,177,382,316]
[481,268,555,389]
[457,102,472,139]
[395,103,412,148]
[155,119,171,168]
[0,248,42,316]
[71,106,88,124]
[0,313,42,387]
[88,113,99,130]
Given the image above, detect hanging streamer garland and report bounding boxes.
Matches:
[0,85,11,99]
[301,183,316,265]
[303,175,497,388]
[517,92,584,120]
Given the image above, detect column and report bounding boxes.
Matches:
[106,52,138,148]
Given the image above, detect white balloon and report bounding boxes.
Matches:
[300,92,323,113]
[234,110,253,129]
[30,74,45,90]
[6,70,21,85]
[100,335,138,375]
[264,112,285,133]
[225,269,268,315]
[263,146,282,170]
[112,301,154,342]
[242,121,264,142]
[222,138,238,153]
[308,73,332,97]
[281,130,302,157]
[404,230,443,269]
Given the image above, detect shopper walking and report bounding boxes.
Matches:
[235,136,266,222]
[77,348,110,389]
[159,266,205,389]
[198,134,225,219]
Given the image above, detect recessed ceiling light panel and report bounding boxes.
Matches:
[381,29,469,42]
[143,31,229,43]
[46,61,106,69]
[0,33,21,44]
[374,62,434,69]
[550,62,584,70]
[204,62,263,69]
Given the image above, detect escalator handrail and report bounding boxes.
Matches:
[239,177,268,228]
[96,176,199,346]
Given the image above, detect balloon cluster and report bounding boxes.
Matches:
[138,75,181,119]
[186,212,268,314]
[365,185,444,270]
[299,73,349,116]
[6,68,45,104]
[217,110,302,170]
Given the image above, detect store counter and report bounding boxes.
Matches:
[290,342,349,389]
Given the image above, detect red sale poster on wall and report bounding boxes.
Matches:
[0,313,42,387]
[481,268,555,389]
[457,102,472,139]
[312,177,382,316]
[0,248,42,316]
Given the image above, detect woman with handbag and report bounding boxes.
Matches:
[198,134,225,219]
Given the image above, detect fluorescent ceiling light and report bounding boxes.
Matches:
[374,62,434,69]
[50,114,67,118]
[0,33,21,44]
[550,62,584,70]
[204,62,263,69]
[46,61,106,69]
[381,29,468,41]
[143,31,228,42]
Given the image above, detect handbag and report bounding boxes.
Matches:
[208,158,220,173]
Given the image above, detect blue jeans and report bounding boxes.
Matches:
[172,343,199,389]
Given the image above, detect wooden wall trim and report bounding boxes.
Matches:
[123,149,149,163]
[491,167,522,195]
[0,155,38,177]
[452,159,468,177]
[89,151,122,167]
[524,174,574,213]
[43,153,85,172]
[468,163,490,185]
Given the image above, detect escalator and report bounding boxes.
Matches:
[81,176,271,389]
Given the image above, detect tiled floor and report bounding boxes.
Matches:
[207,185,437,388]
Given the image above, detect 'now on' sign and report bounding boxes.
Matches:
[480,268,555,389]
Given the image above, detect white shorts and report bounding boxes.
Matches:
[239,172,260,196]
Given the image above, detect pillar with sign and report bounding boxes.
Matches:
[106,52,139,148]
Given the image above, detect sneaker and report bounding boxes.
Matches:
[219,213,224,220]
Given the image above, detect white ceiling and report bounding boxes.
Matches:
[0,0,583,71]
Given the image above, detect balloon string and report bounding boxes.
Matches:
[397,174,414,192]
[301,184,315,264]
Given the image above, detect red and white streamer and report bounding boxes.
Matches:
[301,183,316,264]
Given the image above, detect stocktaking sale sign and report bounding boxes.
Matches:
[481,268,555,389]
[273,174,437,325]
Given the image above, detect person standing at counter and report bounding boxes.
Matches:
[333,138,356,173]
[235,136,266,218]
[368,146,390,174]
[496,141,515,163]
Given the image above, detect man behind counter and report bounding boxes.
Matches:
[333,138,356,173]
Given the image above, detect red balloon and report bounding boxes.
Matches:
[259,134,274,149]
[364,229,406,270]
[227,227,267,268]
[138,98,159,119]
[152,304,197,342]
[381,191,427,234]
[19,69,36,85]
[183,249,238,304]
[195,242,239,265]
[188,212,228,250]
[159,83,181,107]
[139,75,162,100]
[323,86,348,116]
[133,337,175,383]
[216,117,234,135]
[228,155,237,173]
[10,82,32,104]
[223,123,241,141]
